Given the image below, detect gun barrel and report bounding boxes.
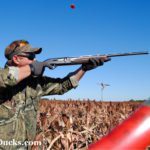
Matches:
[106,51,149,57]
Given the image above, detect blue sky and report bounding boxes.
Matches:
[0,0,149,101]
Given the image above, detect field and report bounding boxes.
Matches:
[32,99,143,150]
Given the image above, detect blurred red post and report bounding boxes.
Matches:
[88,101,150,150]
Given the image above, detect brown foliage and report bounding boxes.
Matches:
[32,99,142,150]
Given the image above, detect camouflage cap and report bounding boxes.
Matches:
[5,40,42,60]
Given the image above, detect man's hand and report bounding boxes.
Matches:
[29,61,53,76]
[82,57,111,71]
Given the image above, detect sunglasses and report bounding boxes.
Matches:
[18,53,36,60]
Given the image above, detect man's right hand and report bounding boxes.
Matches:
[29,61,53,76]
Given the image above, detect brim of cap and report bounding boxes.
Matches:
[25,47,42,54]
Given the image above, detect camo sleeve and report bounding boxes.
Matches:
[0,67,18,88]
[35,75,79,96]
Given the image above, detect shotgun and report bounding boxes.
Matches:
[44,51,149,68]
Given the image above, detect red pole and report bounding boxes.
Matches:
[88,101,150,150]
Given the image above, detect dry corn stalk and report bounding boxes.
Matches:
[33,99,144,150]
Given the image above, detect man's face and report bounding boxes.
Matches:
[13,53,36,67]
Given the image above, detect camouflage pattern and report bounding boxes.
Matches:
[5,40,42,60]
[7,44,42,59]
[0,67,78,150]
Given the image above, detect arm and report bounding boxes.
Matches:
[35,57,110,96]
[66,56,110,82]
[67,66,85,82]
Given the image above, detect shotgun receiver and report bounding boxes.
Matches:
[44,51,149,68]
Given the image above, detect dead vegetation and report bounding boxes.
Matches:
[32,99,142,150]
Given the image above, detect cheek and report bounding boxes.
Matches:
[28,59,34,64]
[20,59,33,66]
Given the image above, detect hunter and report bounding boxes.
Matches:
[0,40,110,149]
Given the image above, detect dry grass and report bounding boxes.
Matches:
[32,99,142,150]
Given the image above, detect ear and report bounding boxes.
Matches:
[12,55,20,65]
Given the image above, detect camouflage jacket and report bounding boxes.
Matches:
[0,67,78,149]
